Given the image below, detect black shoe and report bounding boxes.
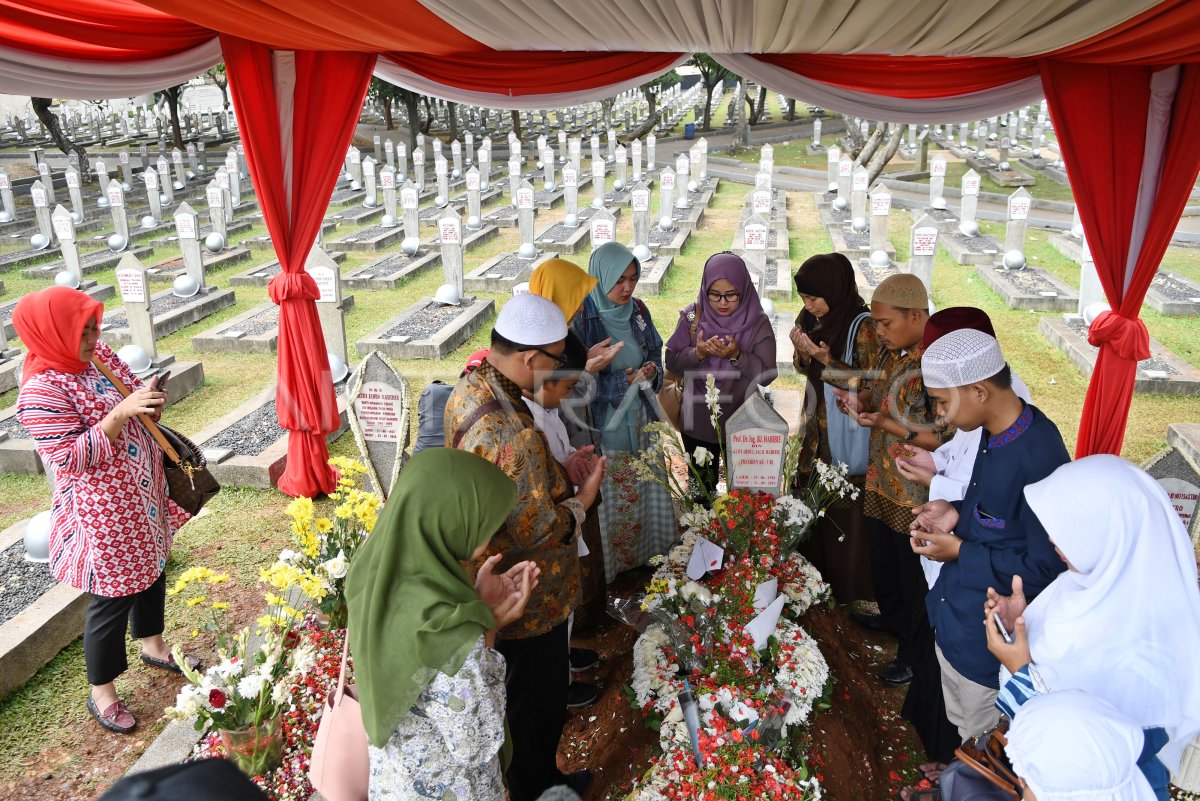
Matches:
[566,681,600,709]
[565,769,593,796]
[569,647,599,673]
[878,659,914,687]
[851,610,891,634]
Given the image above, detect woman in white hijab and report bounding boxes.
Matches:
[1006,690,1157,801]
[984,454,1200,801]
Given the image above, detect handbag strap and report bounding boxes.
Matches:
[334,631,351,698]
[451,398,504,449]
[90,356,183,466]
[842,311,872,364]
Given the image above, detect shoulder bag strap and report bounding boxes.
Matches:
[90,356,182,465]
[842,311,872,365]
[451,398,505,449]
[334,632,351,699]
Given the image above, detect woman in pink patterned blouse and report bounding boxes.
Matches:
[14,287,194,734]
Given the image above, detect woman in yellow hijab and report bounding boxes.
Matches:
[529,258,596,323]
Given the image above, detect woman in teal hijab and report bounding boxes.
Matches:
[573,242,675,581]
[346,448,538,801]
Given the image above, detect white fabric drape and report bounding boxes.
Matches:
[0,39,222,100]
[1022,455,1200,773]
[1124,65,1179,293]
[416,0,1163,56]
[271,50,297,214]
[373,53,690,110]
[713,53,1045,123]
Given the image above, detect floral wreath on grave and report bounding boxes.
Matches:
[619,375,859,800]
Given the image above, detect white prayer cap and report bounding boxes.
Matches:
[494,292,567,346]
[921,328,1005,388]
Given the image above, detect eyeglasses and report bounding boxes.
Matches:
[521,346,569,367]
[706,291,741,303]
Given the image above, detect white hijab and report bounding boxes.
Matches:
[1006,690,1157,801]
[1023,455,1200,772]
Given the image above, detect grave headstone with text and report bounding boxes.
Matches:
[106,180,130,245]
[215,167,232,223]
[171,148,186,187]
[438,207,464,297]
[401,181,420,244]
[870,186,892,255]
[206,180,226,240]
[1005,188,1032,256]
[826,146,840,188]
[37,162,56,206]
[631,139,643,182]
[0,171,14,220]
[517,180,536,251]
[632,183,651,248]
[929,155,947,205]
[851,167,869,220]
[380,165,397,225]
[157,157,174,206]
[119,149,134,188]
[659,167,676,221]
[837,156,853,200]
[451,140,463,177]
[910,214,939,290]
[961,169,981,223]
[590,207,616,248]
[725,392,789,496]
[30,179,52,239]
[562,165,579,225]
[675,154,690,209]
[115,252,157,361]
[144,169,162,223]
[465,166,482,229]
[52,205,81,281]
[347,351,410,499]
[362,156,377,207]
[384,138,395,169]
[435,156,450,205]
[174,203,205,284]
[65,167,84,221]
[647,133,656,171]
[309,246,349,365]
[412,148,426,193]
[743,213,769,283]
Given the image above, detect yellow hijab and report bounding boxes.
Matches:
[529,258,597,322]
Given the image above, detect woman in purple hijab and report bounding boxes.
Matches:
[665,252,777,498]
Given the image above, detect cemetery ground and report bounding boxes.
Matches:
[0,156,1197,800]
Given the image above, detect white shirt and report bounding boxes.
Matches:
[523,397,589,557]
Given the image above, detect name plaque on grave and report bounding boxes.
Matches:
[590,217,614,244]
[172,151,183,165]
[1159,477,1199,530]
[1009,196,1031,220]
[729,428,787,491]
[206,185,223,207]
[852,171,870,192]
[116,268,145,303]
[563,168,577,187]
[413,151,425,167]
[592,162,604,179]
[119,151,130,164]
[0,174,8,190]
[354,381,404,443]
[175,213,197,239]
[745,224,768,250]
[662,171,675,189]
[516,187,534,209]
[838,159,853,177]
[755,172,771,190]
[381,171,395,190]
[963,174,981,195]
[871,193,892,215]
[752,191,772,215]
[401,187,419,209]
[31,184,46,206]
[349,150,361,164]
[106,185,123,207]
[912,227,939,257]
[632,189,650,212]
[310,265,337,303]
[466,171,480,192]
[53,214,73,242]
[439,217,461,245]
[931,158,947,177]
[216,171,229,189]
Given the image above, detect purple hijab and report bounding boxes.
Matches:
[667,252,768,372]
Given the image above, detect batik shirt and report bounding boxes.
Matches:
[444,361,583,640]
[368,635,506,801]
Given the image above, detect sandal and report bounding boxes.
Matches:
[919,762,948,782]
[897,779,940,801]
[87,696,137,734]
[140,651,203,674]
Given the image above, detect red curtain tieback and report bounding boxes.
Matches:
[1087,310,1151,361]
[268,271,320,304]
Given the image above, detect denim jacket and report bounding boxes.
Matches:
[571,294,665,435]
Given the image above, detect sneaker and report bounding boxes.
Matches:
[878,659,914,687]
[569,647,599,673]
[566,681,600,709]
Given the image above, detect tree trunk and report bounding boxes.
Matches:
[511,109,521,139]
[754,85,767,124]
[628,86,661,141]
[701,81,715,131]
[866,127,904,185]
[403,92,420,154]
[165,86,185,150]
[420,97,434,134]
[786,99,796,121]
[856,123,886,166]
[31,98,87,166]
[447,102,458,140]
[213,77,229,111]
[383,99,394,131]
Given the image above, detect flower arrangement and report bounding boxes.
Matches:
[629,737,823,801]
[264,457,381,628]
[165,568,316,776]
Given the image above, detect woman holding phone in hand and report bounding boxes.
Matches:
[13,287,196,734]
[665,252,776,499]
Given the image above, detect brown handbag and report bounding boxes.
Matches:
[954,721,1022,801]
[658,307,700,430]
[91,357,221,516]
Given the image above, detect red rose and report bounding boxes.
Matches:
[209,688,227,709]
[283,630,300,650]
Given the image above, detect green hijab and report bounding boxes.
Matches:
[587,242,643,369]
[345,448,517,748]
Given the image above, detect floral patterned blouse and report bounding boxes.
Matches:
[368,635,507,801]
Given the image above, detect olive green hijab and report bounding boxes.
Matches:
[345,448,517,748]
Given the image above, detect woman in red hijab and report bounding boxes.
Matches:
[14,287,193,734]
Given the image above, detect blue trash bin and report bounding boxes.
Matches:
[684,123,696,140]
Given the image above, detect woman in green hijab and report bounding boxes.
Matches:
[573,242,676,581]
[346,448,538,801]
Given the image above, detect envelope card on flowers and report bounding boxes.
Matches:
[686,536,725,581]
[745,594,786,650]
[752,578,778,612]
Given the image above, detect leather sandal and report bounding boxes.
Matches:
[87,696,137,733]
[140,651,203,674]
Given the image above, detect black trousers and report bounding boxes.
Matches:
[866,517,930,668]
[681,432,721,503]
[496,620,570,801]
[84,571,166,685]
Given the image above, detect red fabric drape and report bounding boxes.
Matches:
[380,51,685,96]
[1048,0,1200,64]
[0,0,212,59]
[144,0,483,54]
[221,35,375,497]
[753,54,1037,99]
[1042,61,1200,456]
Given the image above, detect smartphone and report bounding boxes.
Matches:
[992,612,1014,645]
[153,371,171,390]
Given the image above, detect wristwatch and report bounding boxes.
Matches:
[904,427,919,442]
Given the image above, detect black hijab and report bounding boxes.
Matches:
[793,253,870,388]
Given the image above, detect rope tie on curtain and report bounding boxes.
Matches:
[1086,310,1151,361]
[267,271,319,304]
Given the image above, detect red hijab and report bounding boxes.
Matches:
[12,287,104,383]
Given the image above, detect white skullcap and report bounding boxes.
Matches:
[921,328,1005,388]
[494,292,568,346]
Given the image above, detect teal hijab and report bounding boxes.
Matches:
[587,242,645,452]
[345,449,517,749]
